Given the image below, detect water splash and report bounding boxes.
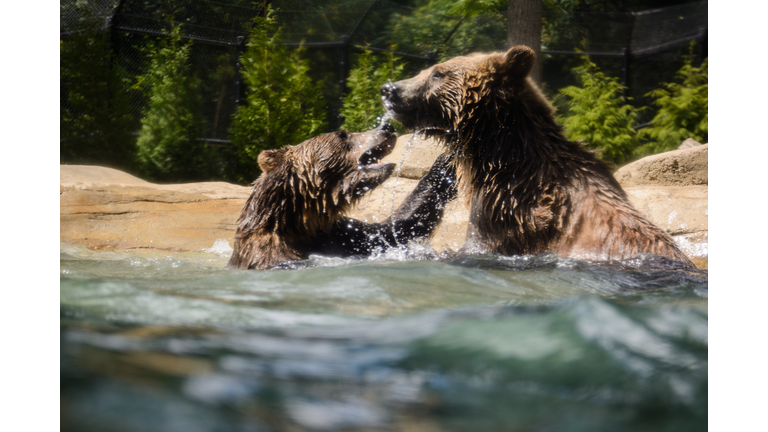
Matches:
[202,239,234,257]
[387,132,422,246]
[377,112,392,128]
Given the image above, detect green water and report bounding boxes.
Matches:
[60,242,707,431]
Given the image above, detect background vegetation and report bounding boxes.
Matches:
[135,24,217,182]
[60,0,707,183]
[636,52,708,157]
[228,8,327,183]
[340,48,405,133]
[557,55,641,165]
[60,10,135,172]
[556,45,708,165]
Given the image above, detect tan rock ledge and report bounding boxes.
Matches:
[614,144,708,187]
[60,165,251,252]
[61,139,708,268]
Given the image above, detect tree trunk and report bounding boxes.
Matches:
[507,0,542,84]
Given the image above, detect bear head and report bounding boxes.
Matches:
[249,122,397,238]
[380,46,552,136]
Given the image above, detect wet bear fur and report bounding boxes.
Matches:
[227,124,457,270]
[381,46,693,265]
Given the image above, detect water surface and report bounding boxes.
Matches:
[61,242,707,432]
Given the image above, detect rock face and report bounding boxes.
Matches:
[346,176,470,253]
[60,137,708,267]
[385,133,446,180]
[678,138,703,150]
[60,165,251,252]
[614,144,708,187]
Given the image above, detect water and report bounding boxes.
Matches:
[60,242,707,432]
[388,132,422,246]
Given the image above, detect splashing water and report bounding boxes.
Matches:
[386,132,424,246]
[377,112,392,128]
[202,239,235,257]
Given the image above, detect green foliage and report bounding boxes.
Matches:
[557,55,641,165]
[386,1,506,60]
[340,48,405,132]
[636,52,708,157]
[229,7,327,183]
[426,0,506,18]
[60,11,135,170]
[135,24,215,182]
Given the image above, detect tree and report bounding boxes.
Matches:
[507,0,543,84]
[557,55,641,165]
[340,48,405,132]
[135,23,214,182]
[229,7,327,183]
[637,50,708,157]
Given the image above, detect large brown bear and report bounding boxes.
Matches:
[227,123,457,270]
[381,46,693,265]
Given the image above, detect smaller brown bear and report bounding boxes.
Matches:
[381,46,693,266]
[227,123,457,270]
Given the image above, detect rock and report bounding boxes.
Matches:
[430,197,470,252]
[60,165,251,252]
[623,186,708,236]
[623,185,708,269]
[678,138,703,150]
[611,145,709,267]
[346,177,470,253]
[614,144,708,187]
[347,177,421,224]
[381,134,444,180]
[60,164,155,188]
[61,143,709,268]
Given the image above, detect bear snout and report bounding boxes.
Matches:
[380,82,399,108]
[380,82,396,98]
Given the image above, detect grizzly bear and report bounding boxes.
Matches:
[381,46,693,265]
[227,123,457,270]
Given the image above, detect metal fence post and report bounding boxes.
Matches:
[621,47,630,100]
[621,12,636,101]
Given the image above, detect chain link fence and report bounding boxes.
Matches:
[60,0,707,179]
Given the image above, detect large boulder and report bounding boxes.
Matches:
[346,175,469,253]
[346,133,468,252]
[614,144,708,187]
[385,133,445,180]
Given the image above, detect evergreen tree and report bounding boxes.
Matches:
[637,49,708,156]
[229,7,327,183]
[136,24,213,182]
[60,11,135,170]
[340,48,405,132]
[557,55,641,165]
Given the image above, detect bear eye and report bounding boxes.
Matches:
[337,131,348,140]
[431,71,444,80]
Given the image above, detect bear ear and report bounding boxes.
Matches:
[258,147,288,173]
[497,45,536,80]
